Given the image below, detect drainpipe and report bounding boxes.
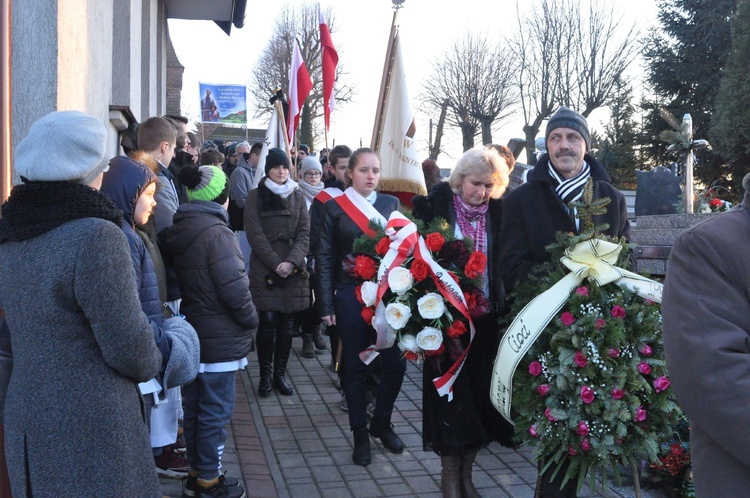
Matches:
[0,0,11,204]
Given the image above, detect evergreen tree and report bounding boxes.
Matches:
[711,0,750,198]
[598,79,639,190]
[641,0,736,192]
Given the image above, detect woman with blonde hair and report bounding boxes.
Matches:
[412,145,513,498]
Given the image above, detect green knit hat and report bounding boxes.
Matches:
[186,166,228,202]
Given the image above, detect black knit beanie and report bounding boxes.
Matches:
[265,148,290,175]
[545,107,590,151]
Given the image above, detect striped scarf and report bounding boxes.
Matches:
[548,160,591,220]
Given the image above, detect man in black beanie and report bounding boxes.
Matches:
[499,106,631,496]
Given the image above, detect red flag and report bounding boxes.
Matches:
[287,41,313,145]
[319,8,338,131]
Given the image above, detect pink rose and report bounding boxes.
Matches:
[611,305,626,319]
[580,386,595,404]
[644,298,655,306]
[607,348,620,358]
[653,376,671,393]
[595,319,607,330]
[537,384,550,396]
[576,286,589,297]
[576,421,589,436]
[544,408,558,422]
[574,351,588,368]
[560,311,575,326]
[528,361,543,376]
[568,447,578,456]
[611,388,625,399]
[639,344,653,357]
[635,406,647,422]
[529,424,539,438]
[638,362,652,375]
[581,438,591,451]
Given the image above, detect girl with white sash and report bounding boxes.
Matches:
[315,148,406,467]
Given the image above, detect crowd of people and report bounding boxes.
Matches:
[1,105,687,498]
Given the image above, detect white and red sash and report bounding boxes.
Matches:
[313,187,343,205]
[333,187,386,236]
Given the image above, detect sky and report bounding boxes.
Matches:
[169,0,659,168]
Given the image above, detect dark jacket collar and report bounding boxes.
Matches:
[528,153,611,184]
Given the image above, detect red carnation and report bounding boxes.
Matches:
[353,255,378,280]
[375,236,391,256]
[410,259,430,282]
[361,306,375,325]
[403,350,419,361]
[464,252,487,279]
[425,232,445,252]
[446,320,467,338]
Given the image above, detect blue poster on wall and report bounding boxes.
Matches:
[198,83,247,124]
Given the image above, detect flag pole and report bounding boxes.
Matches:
[371,2,402,151]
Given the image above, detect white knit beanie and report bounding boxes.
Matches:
[15,110,108,184]
[300,156,323,176]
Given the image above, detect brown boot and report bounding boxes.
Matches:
[461,449,482,498]
[440,454,462,498]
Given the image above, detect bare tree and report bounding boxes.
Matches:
[423,33,518,154]
[249,4,353,147]
[512,0,638,162]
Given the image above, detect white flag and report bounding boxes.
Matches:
[254,101,290,189]
[375,35,426,197]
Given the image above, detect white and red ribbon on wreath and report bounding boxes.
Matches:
[362,211,476,401]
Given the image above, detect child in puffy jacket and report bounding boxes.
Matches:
[165,165,258,498]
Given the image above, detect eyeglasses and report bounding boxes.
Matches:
[304,171,321,177]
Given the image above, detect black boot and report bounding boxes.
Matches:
[369,416,404,454]
[256,314,275,397]
[272,313,294,396]
[461,449,481,498]
[440,454,462,498]
[352,426,371,466]
[300,334,315,358]
[311,324,327,351]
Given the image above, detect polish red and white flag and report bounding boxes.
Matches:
[287,41,313,145]
[319,7,338,131]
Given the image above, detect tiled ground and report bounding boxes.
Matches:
[162,338,665,498]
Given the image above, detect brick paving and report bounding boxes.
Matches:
[162,339,664,498]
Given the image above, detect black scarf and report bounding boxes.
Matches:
[0,180,123,242]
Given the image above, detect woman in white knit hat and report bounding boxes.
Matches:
[0,110,163,497]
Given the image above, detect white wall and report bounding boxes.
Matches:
[11,0,168,183]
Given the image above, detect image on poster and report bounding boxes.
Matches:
[199,82,247,124]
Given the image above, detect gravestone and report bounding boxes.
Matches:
[635,166,682,216]
[631,213,718,276]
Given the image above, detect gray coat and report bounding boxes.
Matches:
[0,218,162,498]
[245,180,310,313]
[662,190,750,497]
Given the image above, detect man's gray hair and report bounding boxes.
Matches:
[235,141,251,153]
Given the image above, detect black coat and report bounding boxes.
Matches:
[412,181,504,308]
[164,201,258,363]
[315,193,399,318]
[500,153,631,291]
[412,182,514,450]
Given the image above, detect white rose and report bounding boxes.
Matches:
[388,266,413,295]
[360,281,378,307]
[398,333,419,353]
[700,205,712,214]
[385,302,412,330]
[416,327,443,351]
[417,293,445,320]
